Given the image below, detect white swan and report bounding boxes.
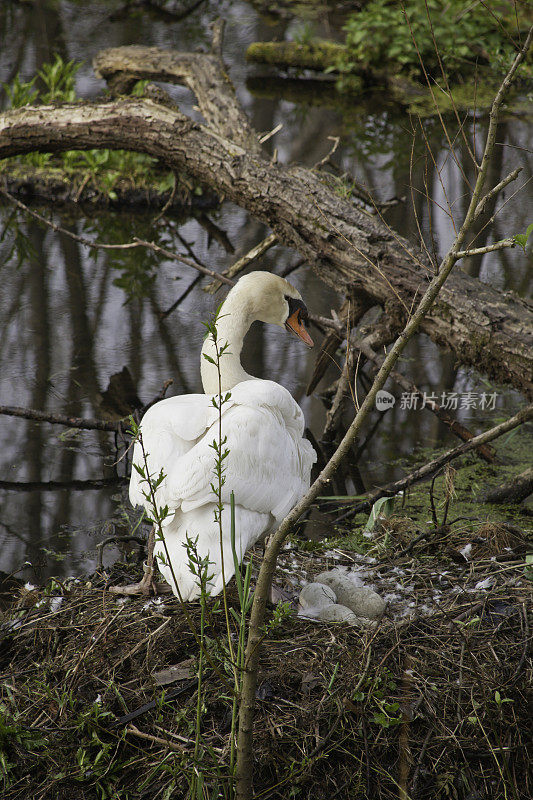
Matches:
[128,271,316,600]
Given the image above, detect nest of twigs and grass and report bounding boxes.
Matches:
[1,523,531,800]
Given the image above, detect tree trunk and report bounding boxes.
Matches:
[1,44,531,398]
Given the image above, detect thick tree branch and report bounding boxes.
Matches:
[93,43,262,154]
[1,92,532,396]
[482,467,533,504]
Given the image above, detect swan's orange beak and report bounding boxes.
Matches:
[285,310,314,348]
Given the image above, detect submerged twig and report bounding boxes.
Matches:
[0,476,128,491]
[0,405,121,432]
[0,380,172,432]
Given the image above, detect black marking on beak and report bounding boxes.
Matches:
[284,296,313,348]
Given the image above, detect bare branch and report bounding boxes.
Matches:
[210,18,225,58]
[0,405,122,432]
[322,348,352,440]
[422,0,477,167]
[473,167,522,221]
[0,477,127,492]
[133,237,234,285]
[0,187,234,286]
[466,25,533,223]
[401,3,473,192]
[313,135,340,170]
[126,724,188,753]
[0,380,172,432]
[204,233,278,294]
[455,238,516,259]
[0,187,138,250]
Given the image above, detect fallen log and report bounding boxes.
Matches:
[245,41,504,110]
[482,467,533,504]
[246,40,345,73]
[0,44,531,398]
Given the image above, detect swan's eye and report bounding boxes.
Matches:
[285,296,308,319]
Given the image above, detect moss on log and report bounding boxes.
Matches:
[246,40,516,112]
[246,40,345,72]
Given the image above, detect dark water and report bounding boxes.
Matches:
[0,0,531,582]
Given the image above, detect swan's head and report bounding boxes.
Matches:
[229,271,314,347]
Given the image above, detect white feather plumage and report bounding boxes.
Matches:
[129,272,316,600]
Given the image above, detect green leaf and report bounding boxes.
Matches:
[514,223,533,252]
[364,495,395,532]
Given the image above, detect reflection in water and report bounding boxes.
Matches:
[0,0,530,581]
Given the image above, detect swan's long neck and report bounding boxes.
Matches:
[200,289,255,394]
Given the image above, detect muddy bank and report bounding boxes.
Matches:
[0,165,218,211]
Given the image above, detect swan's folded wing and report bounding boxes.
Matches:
[231,379,306,437]
[168,380,316,520]
[128,394,228,518]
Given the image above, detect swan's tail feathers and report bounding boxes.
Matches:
[154,504,269,601]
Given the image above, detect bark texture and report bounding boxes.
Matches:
[483,467,533,504]
[0,45,531,397]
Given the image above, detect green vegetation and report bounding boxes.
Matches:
[247,4,530,111]
[337,0,532,84]
[353,667,402,729]
[1,56,175,202]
